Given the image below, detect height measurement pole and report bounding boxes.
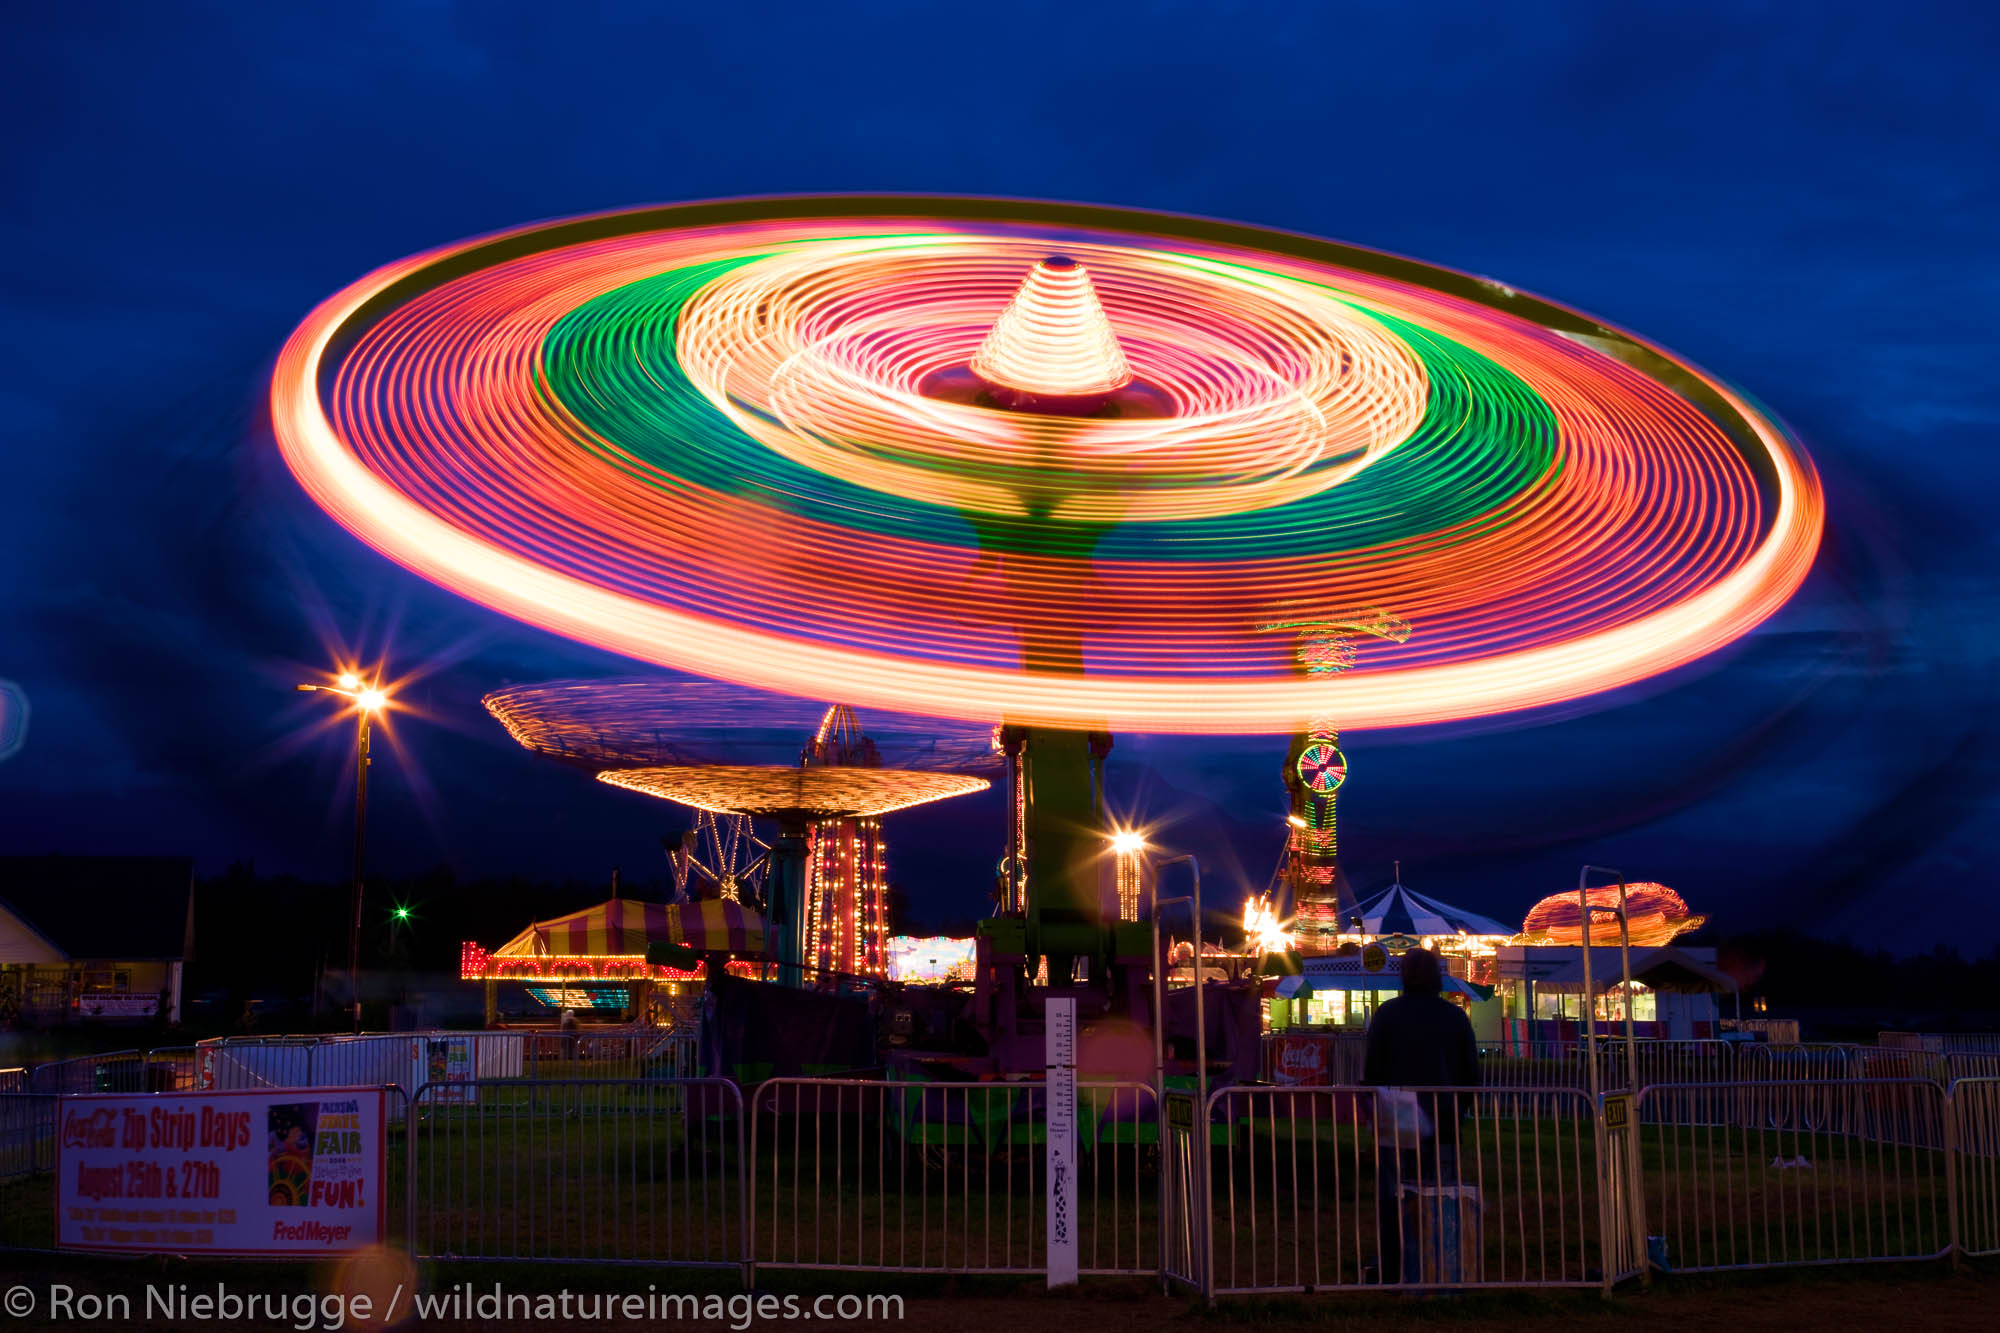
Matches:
[1046,995,1078,1288]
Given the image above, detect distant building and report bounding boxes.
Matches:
[0,856,194,1026]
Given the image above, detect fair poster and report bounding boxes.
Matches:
[415,1035,476,1105]
[57,1087,385,1255]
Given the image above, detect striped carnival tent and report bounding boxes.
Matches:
[1350,880,1513,940]
[496,897,766,960]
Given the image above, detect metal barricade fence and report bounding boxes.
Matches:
[1594,1041,1737,1128]
[1849,1046,1947,1087]
[1617,1039,1736,1097]
[1203,1084,1607,1294]
[1951,1078,2000,1257]
[1738,1043,1857,1084]
[185,1029,697,1101]
[1939,1034,2000,1055]
[13,1069,2000,1280]
[26,1050,146,1094]
[0,1093,58,1253]
[1638,1079,1951,1272]
[406,1077,745,1271]
[144,1046,200,1092]
[507,1027,697,1082]
[748,1078,1156,1276]
[1945,1052,2000,1085]
[1475,1041,1585,1090]
[1883,1032,2000,1056]
[196,1037,317,1090]
[0,1093,57,1186]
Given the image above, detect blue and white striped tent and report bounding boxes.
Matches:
[1350,881,1513,939]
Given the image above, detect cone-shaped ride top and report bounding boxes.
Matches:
[970,256,1133,399]
[598,765,988,820]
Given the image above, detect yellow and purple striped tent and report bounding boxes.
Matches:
[495,897,766,959]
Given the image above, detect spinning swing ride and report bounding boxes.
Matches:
[274,196,1823,1043]
[483,678,995,987]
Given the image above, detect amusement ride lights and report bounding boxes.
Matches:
[1110,827,1147,923]
[1520,882,1706,948]
[597,762,987,986]
[482,678,994,986]
[1262,610,1411,947]
[481,678,1000,774]
[275,196,1824,991]
[970,257,1132,399]
[271,197,1823,736]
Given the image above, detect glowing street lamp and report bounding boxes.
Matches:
[297,671,391,1033]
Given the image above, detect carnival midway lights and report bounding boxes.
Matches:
[482,679,993,989]
[272,195,1823,1075]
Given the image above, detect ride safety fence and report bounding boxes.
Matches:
[5,1036,2000,1301]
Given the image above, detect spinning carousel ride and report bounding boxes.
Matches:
[276,195,1824,1002]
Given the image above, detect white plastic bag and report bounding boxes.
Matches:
[1377,1087,1434,1144]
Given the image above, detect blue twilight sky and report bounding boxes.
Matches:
[1,2,1995,953]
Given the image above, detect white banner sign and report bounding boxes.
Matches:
[1045,996,1077,1288]
[57,1088,385,1255]
[77,994,159,1019]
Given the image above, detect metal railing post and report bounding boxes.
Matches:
[740,1080,755,1289]
[1946,1081,1962,1270]
[404,1082,422,1255]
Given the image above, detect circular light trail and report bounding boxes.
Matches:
[598,765,990,820]
[482,678,1002,772]
[271,196,1823,734]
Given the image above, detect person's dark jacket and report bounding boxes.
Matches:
[1362,992,1480,1088]
[1363,991,1480,1131]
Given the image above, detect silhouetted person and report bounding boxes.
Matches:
[1363,947,1480,1283]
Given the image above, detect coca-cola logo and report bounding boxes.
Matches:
[1276,1040,1327,1083]
[62,1107,118,1150]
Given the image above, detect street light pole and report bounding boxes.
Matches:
[349,703,370,1035]
[299,673,388,1036]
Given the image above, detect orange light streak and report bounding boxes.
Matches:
[269,198,1824,735]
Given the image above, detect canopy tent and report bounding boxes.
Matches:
[497,896,766,960]
[1349,881,1513,939]
[1534,945,1737,995]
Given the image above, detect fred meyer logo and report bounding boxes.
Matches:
[62,1108,119,1150]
